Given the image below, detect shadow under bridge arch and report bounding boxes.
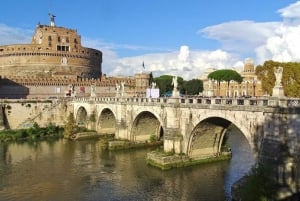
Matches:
[188,117,232,159]
[97,108,116,135]
[75,106,88,127]
[131,111,163,142]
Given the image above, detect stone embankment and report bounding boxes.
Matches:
[147,150,231,170]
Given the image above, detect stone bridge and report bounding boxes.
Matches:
[71,96,300,159]
[72,96,300,195]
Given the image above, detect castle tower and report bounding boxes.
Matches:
[0,14,102,79]
[134,73,151,97]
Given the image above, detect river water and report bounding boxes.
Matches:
[0,129,255,201]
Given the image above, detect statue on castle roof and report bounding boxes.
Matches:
[48,13,56,27]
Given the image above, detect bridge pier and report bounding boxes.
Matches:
[164,128,182,153]
[115,118,128,140]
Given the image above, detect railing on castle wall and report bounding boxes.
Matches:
[72,96,300,109]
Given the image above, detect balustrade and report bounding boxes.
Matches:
[72,96,300,109]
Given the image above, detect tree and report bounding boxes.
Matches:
[182,79,203,95]
[154,75,183,96]
[255,60,300,97]
[63,112,78,138]
[255,60,280,96]
[208,69,243,96]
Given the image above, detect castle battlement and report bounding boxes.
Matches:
[0,15,102,79]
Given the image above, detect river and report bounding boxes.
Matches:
[0,128,255,201]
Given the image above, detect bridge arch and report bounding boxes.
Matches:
[96,108,116,134]
[131,111,164,142]
[186,112,254,159]
[75,106,88,126]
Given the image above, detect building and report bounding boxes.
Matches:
[0,14,151,99]
[0,14,102,79]
[202,58,264,97]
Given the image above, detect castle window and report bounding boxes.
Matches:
[57,45,70,52]
[66,37,69,43]
[74,38,77,44]
[48,36,52,41]
[58,36,61,42]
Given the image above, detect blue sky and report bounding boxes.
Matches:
[1,0,300,79]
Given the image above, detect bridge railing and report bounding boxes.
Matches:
[72,96,300,108]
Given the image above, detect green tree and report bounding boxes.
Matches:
[280,62,300,97]
[255,60,280,96]
[182,79,203,95]
[154,75,183,96]
[255,60,300,97]
[208,69,243,96]
[63,112,78,138]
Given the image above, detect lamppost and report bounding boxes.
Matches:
[253,78,257,97]
[246,81,249,97]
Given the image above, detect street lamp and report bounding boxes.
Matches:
[253,78,257,97]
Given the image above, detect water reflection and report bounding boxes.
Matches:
[0,128,255,201]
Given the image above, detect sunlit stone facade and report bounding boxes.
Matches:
[0,15,151,98]
[0,15,102,79]
[201,58,264,97]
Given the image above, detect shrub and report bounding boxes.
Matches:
[149,134,157,143]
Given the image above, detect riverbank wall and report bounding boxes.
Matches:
[0,99,70,129]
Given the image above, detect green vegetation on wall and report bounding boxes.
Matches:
[63,112,88,138]
[0,122,63,142]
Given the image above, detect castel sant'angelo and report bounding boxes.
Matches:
[0,14,150,98]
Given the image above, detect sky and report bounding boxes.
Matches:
[1,0,300,80]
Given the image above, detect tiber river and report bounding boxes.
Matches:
[0,128,255,201]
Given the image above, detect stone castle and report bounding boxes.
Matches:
[0,14,150,98]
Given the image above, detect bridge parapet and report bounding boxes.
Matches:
[72,96,300,110]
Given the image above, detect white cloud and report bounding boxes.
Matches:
[199,20,279,53]
[178,45,190,62]
[0,24,32,45]
[101,46,241,80]
[254,1,300,63]
[278,1,300,18]
[199,1,300,66]
[255,24,300,63]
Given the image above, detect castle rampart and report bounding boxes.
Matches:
[0,20,102,79]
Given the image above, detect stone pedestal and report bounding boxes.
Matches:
[272,86,284,97]
[207,89,214,97]
[172,90,180,98]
